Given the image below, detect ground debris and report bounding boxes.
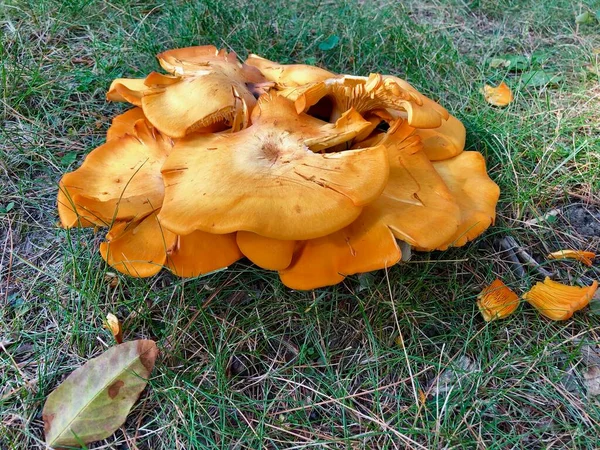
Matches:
[427,355,479,396]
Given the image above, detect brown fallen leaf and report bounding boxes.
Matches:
[104,313,123,344]
[43,340,158,448]
[477,279,519,321]
[547,249,595,267]
[482,82,513,106]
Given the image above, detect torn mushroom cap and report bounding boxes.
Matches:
[141,71,256,138]
[166,231,243,278]
[414,114,466,161]
[57,181,105,228]
[106,78,147,106]
[106,107,147,141]
[432,152,500,250]
[382,75,449,123]
[357,120,461,250]
[522,277,598,321]
[295,74,447,128]
[236,232,297,271]
[159,93,389,240]
[547,250,596,267]
[483,82,513,107]
[100,210,177,278]
[245,54,335,87]
[279,210,401,290]
[60,120,171,224]
[477,279,519,321]
[157,45,265,83]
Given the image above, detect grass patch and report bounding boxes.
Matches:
[1,0,600,448]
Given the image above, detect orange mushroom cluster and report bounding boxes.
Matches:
[57,45,500,289]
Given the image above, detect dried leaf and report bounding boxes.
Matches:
[428,356,478,395]
[575,11,594,25]
[43,340,158,448]
[583,366,600,396]
[547,249,595,267]
[495,54,529,71]
[482,82,513,106]
[104,271,119,288]
[104,313,124,344]
[489,57,510,68]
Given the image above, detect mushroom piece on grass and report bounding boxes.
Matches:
[522,277,598,321]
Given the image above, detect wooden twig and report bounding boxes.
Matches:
[502,236,555,278]
[497,238,527,278]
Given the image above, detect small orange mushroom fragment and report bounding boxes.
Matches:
[100,211,177,278]
[104,313,123,344]
[522,277,598,321]
[477,279,519,321]
[166,231,243,278]
[432,152,500,249]
[483,82,513,107]
[547,250,596,267]
[159,93,389,240]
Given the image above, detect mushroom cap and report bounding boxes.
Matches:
[414,114,466,161]
[159,93,389,240]
[432,152,500,249]
[141,71,256,138]
[279,212,401,290]
[236,232,297,271]
[245,54,335,87]
[106,107,147,141]
[522,277,598,321]
[158,45,265,83]
[295,74,448,128]
[100,211,177,278]
[60,120,171,223]
[106,78,147,106]
[382,75,449,122]
[57,181,104,228]
[359,120,461,250]
[166,231,242,277]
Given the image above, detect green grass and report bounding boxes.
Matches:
[2,0,600,448]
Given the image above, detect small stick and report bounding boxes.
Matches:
[497,238,526,278]
[502,236,555,278]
